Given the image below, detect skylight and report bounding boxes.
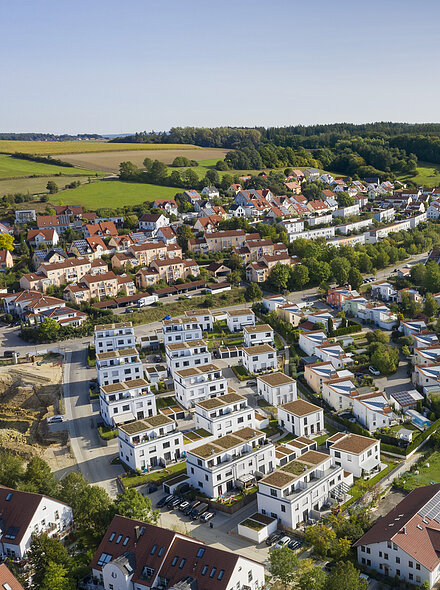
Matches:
[109,533,115,542]
[196,547,205,558]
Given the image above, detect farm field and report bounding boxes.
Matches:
[0,154,101,179]
[0,140,201,155]
[54,148,230,173]
[398,161,440,188]
[50,179,178,209]
[0,175,95,198]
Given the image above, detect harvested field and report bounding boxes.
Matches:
[0,356,64,459]
[0,154,100,179]
[0,140,202,155]
[0,175,98,198]
[55,148,230,173]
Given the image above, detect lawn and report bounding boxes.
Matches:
[121,461,187,488]
[0,154,101,178]
[395,451,440,491]
[0,176,93,198]
[342,461,396,509]
[0,140,201,155]
[398,161,440,188]
[51,179,179,208]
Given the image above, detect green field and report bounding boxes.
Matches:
[0,154,101,179]
[0,140,201,156]
[51,179,178,208]
[398,161,440,188]
[396,451,440,491]
[0,175,95,198]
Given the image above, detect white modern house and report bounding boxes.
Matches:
[118,414,183,471]
[184,309,213,331]
[257,372,297,406]
[353,393,396,431]
[278,399,324,437]
[304,362,353,393]
[165,339,212,378]
[314,342,353,369]
[399,320,427,337]
[257,450,352,530]
[96,348,143,386]
[274,437,317,467]
[242,344,277,374]
[262,294,287,311]
[414,363,440,389]
[371,282,397,302]
[321,377,361,412]
[94,322,135,354]
[327,433,381,478]
[354,484,440,588]
[0,487,73,560]
[91,516,266,590]
[99,378,156,427]
[186,427,275,499]
[174,363,227,409]
[243,324,274,348]
[162,317,203,346]
[194,392,255,436]
[226,309,255,332]
[298,330,327,356]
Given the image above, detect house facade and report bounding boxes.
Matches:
[257,372,297,406]
[194,392,255,436]
[242,344,277,374]
[278,400,324,437]
[94,322,135,354]
[165,339,212,378]
[96,348,143,386]
[99,378,156,427]
[174,363,227,409]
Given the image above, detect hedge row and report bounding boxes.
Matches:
[331,323,362,337]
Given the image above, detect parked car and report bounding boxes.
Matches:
[191,502,208,519]
[288,539,300,550]
[183,294,192,299]
[324,561,337,573]
[171,497,182,509]
[274,536,291,549]
[125,308,134,314]
[157,495,173,508]
[266,532,281,546]
[162,315,171,321]
[4,350,19,358]
[369,365,380,376]
[178,500,190,512]
[47,415,64,424]
[200,511,214,523]
[166,495,177,507]
[184,500,199,516]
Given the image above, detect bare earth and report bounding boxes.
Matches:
[55,148,230,173]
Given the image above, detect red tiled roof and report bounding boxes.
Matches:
[0,564,25,590]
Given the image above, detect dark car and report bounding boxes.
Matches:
[191,502,208,519]
[157,495,173,508]
[4,351,19,358]
[183,500,200,516]
[166,495,177,507]
[324,561,337,573]
[266,532,281,546]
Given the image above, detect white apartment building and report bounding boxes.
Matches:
[194,392,255,436]
[373,207,395,223]
[298,330,327,356]
[257,372,297,406]
[242,344,277,374]
[354,485,440,588]
[337,218,373,234]
[184,309,213,331]
[257,450,351,530]
[92,516,266,590]
[414,363,440,389]
[278,399,323,437]
[186,427,275,498]
[243,324,274,347]
[332,204,360,218]
[174,363,227,409]
[0,487,73,560]
[99,378,156,427]
[96,348,143,386]
[274,437,317,467]
[289,227,335,242]
[94,322,135,353]
[282,218,304,235]
[118,414,183,471]
[321,377,361,412]
[165,339,212,378]
[307,214,333,227]
[413,345,440,366]
[226,309,255,332]
[353,393,395,431]
[162,317,203,346]
[327,432,381,478]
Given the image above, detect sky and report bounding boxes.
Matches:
[1,0,439,134]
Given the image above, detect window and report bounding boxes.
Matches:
[158,547,165,557]
[5,493,12,501]
[361,558,366,565]
[171,556,178,566]
[361,546,365,553]
[248,571,253,582]
[97,553,112,566]
[151,544,157,555]
[387,541,392,549]
[202,565,208,575]
[409,561,413,568]
[367,559,371,566]
[396,557,400,564]
[379,551,382,557]
[270,488,277,497]
[384,553,388,560]
[281,505,286,513]
[116,534,122,544]
[366,547,371,554]
[196,548,205,558]
[409,573,413,581]
[209,568,216,578]
[122,536,130,546]
[416,563,420,570]
[396,569,400,576]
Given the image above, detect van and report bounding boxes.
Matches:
[191,502,208,519]
[48,415,64,424]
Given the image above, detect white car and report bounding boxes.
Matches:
[47,415,64,424]
[369,365,380,376]
[274,536,291,549]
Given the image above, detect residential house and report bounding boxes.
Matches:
[186,427,275,499]
[413,333,439,349]
[152,199,178,215]
[201,186,220,199]
[243,324,274,347]
[373,208,396,223]
[298,330,327,357]
[15,209,36,224]
[32,248,67,268]
[194,215,222,233]
[70,236,110,260]
[54,204,83,217]
[162,317,203,346]
[26,228,59,247]
[0,564,24,590]
[94,322,135,354]
[194,392,256,436]
[399,320,427,337]
[84,221,118,238]
[306,214,333,227]
[135,267,159,289]
[371,282,398,302]
[327,433,381,478]
[165,340,212,378]
[304,362,353,394]
[289,226,335,242]
[96,348,143,386]
[327,286,358,309]
[278,400,323,437]
[205,261,231,280]
[91,516,265,590]
[413,345,440,366]
[242,344,277,374]
[0,249,13,270]
[156,226,177,245]
[100,378,156,427]
[321,377,361,412]
[352,392,395,431]
[413,363,440,389]
[226,309,255,332]
[304,168,320,180]
[332,204,360,218]
[174,363,227,409]
[262,294,287,312]
[138,213,168,235]
[257,372,297,407]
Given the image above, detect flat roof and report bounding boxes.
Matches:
[195,392,245,410]
[100,378,149,394]
[119,414,173,435]
[260,449,330,489]
[330,433,377,454]
[96,347,139,360]
[175,363,221,378]
[242,344,275,355]
[227,308,255,317]
[189,427,264,459]
[94,322,133,331]
[243,324,273,334]
[257,372,295,387]
[166,339,207,351]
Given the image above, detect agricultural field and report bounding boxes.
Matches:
[0,175,95,198]
[50,179,178,208]
[0,154,101,179]
[53,147,230,173]
[0,140,201,155]
[398,161,440,188]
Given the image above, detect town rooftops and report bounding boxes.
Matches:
[94,322,133,331]
[257,372,295,387]
[260,449,330,489]
[242,344,276,355]
[329,432,376,454]
[227,308,254,317]
[189,427,264,459]
[195,392,245,410]
[175,363,221,379]
[100,378,149,395]
[280,399,321,417]
[119,414,173,435]
[96,347,139,361]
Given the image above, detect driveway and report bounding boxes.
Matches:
[375,360,413,398]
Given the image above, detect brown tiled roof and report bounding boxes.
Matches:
[0,564,25,590]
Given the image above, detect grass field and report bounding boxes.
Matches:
[396,451,440,491]
[50,179,178,208]
[398,161,440,188]
[0,154,101,179]
[0,175,95,197]
[0,140,202,156]
[54,148,230,173]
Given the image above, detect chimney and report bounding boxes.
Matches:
[135,525,140,541]
[402,526,407,534]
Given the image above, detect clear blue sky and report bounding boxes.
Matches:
[1,0,439,134]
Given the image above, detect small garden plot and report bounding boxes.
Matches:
[395,452,440,491]
[183,428,211,444]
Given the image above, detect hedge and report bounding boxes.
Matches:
[406,417,440,455]
[332,323,362,337]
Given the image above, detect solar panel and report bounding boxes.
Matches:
[419,491,440,522]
